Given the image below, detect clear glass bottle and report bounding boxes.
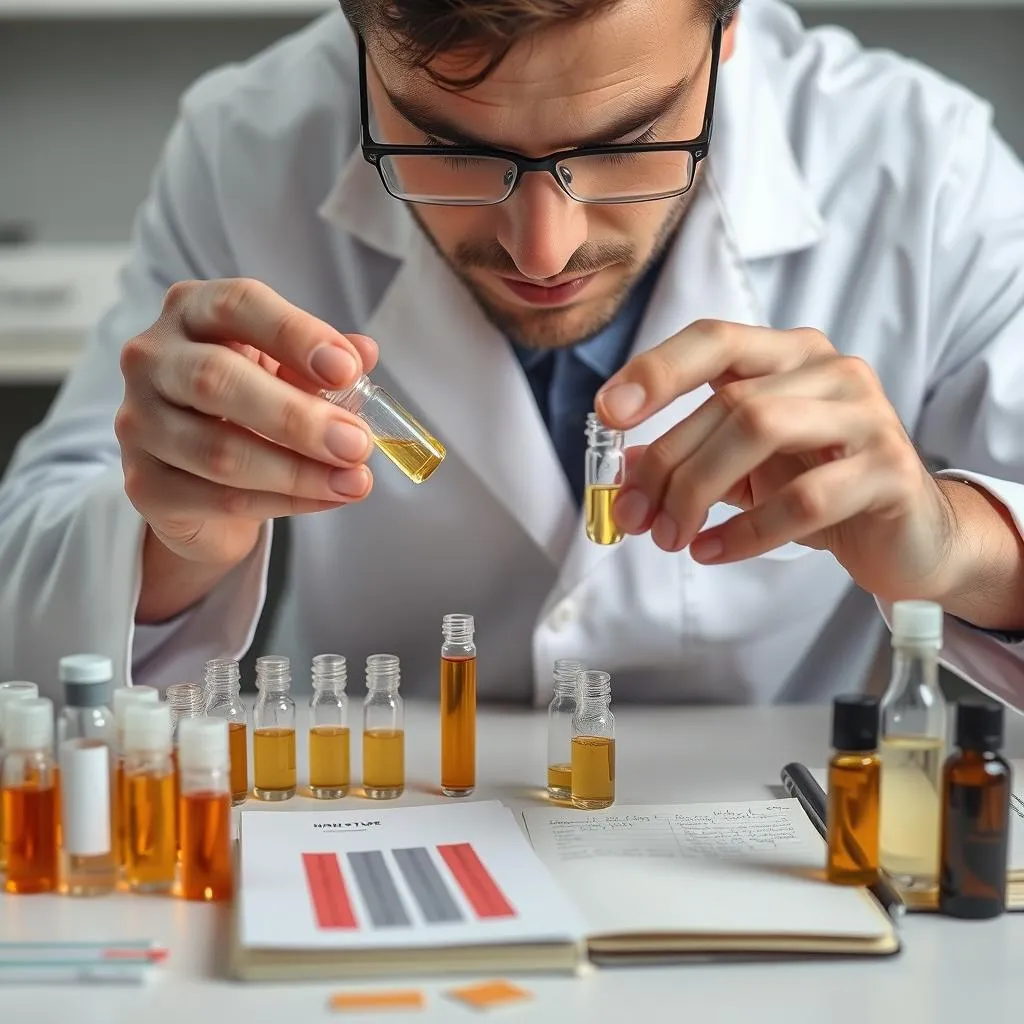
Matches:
[321,375,446,484]
[362,654,404,800]
[0,682,38,872]
[56,654,116,896]
[2,697,58,893]
[309,654,350,799]
[879,600,949,892]
[123,702,176,894]
[584,412,625,545]
[111,685,159,877]
[440,613,476,798]
[547,658,584,801]
[571,669,616,810]
[253,655,296,801]
[203,659,249,805]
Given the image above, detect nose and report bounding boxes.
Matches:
[496,171,588,280]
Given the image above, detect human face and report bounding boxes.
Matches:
[364,0,737,350]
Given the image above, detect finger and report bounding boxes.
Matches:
[595,321,836,430]
[277,334,380,396]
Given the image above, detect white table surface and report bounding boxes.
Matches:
[4,699,1024,1024]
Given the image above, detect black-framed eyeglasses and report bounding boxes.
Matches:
[356,20,722,207]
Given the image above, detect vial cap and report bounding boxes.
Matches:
[0,683,39,737]
[112,685,160,727]
[891,600,943,647]
[124,702,172,753]
[4,697,54,750]
[955,700,1004,752]
[177,717,228,771]
[831,694,880,752]
[59,654,114,684]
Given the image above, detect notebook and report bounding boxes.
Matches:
[521,798,900,962]
[230,801,587,981]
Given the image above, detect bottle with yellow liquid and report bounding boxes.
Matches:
[440,614,476,798]
[203,659,249,805]
[546,659,583,801]
[309,654,350,799]
[879,600,948,894]
[584,412,625,545]
[362,654,404,800]
[571,670,615,810]
[253,656,297,801]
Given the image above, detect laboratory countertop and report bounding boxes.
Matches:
[3,700,1024,1024]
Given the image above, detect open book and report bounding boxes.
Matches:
[522,798,899,962]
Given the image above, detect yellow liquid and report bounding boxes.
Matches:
[547,763,572,800]
[253,728,296,799]
[571,736,615,809]
[228,722,249,805]
[375,436,445,484]
[124,770,176,893]
[585,484,624,545]
[363,729,404,798]
[879,734,944,888]
[441,655,476,796]
[309,726,350,796]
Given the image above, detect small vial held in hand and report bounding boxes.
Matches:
[571,670,615,810]
[584,413,625,545]
[309,654,351,799]
[547,659,583,801]
[363,655,405,800]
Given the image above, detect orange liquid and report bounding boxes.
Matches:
[441,655,476,794]
[229,722,249,804]
[171,748,181,855]
[2,784,58,893]
[114,757,127,868]
[125,770,177,892]
[179,790,232,901]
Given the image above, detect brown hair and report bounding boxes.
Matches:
[340,0,740,89]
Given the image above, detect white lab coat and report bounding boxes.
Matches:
[2,0,1024,708]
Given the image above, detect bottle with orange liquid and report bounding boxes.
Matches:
[203,659,249,805]
[309,654,350,799]
[440,614,476,798]
[362,654,404,800]
[253,656,296,801]
[0,681,38,871]
[111,685,159,881]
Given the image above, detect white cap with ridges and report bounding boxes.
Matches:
[177,717,228,772]
[0,682,39,727]
[124,703,172,753]
[5,697,54,750]
[891,600,944,647]
[59,655,113,683]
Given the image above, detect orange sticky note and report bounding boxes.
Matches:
[329,990,425,1013]
[447,980,532,1010]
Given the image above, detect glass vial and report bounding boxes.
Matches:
[939,701,1012,920]
[0,681,39,872]
[123,703,177,894]
[571,670,615,810]
[826,694,881,886]
[440,613,476,798]
[584,412,625,545]
[547,659,583,801]
[878,600,948,892]
[2,697,58,894]
[165,682,205,859]
[177,717,233,902]
[203,659,249,805]
[253,655,296,801]
[321,375,446,484]
[362,654,405,800]
[309,654,350,800]
[57,654,117,896]
[112,685,160,877]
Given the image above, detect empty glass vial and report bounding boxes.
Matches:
[309,654,350,800]
[111,685,160,876]
[0,682,39,871]
[571,670,616,810]
[203,659,249,805]
[253,656,296,801]
[362,654,404,800]
[57,655,116,896]
[584,412,626,545]
[321,375,446,484]
[2,698,58,893]
[547,659,584,801]
[440,613,476,798]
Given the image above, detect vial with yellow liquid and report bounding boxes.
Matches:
[584,412,625,545]
[203,658,249,805]
[571,670,616,810]
[321,375,445,484]
[309,654,350,799]
[253,656,297,801]
[546,659,583,801]
[362,654,404,800]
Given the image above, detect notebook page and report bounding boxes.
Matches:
[522,799,889,939]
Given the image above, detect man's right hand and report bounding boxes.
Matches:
[115,278,377,623]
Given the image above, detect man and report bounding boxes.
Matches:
[0,0,1022,705]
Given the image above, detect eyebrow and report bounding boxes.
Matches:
[381,75,695,151]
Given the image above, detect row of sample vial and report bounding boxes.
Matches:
[0,659,232,901]
[825,599,1013,919]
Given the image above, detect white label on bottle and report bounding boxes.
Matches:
[60,739,112,856]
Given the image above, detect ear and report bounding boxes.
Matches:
[721,11,740,63]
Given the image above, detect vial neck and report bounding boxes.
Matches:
[887,645,941,699]
[442,614,475,647]
[204,659,240,695]
[366,654,400,692]
[312,655,347,693]
[585,413,624,449]
[321,375,372,414]
[256,656,291,693]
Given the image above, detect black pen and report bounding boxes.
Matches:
[780,761,906,924]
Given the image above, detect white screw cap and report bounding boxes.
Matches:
[124,703,172,753]
[59,654,114,683]
[891,600,944,647]
[5,697,54,750]
[0,682,39,736]
[177,717,228,772]
[112,685,159,728]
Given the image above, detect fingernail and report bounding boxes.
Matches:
[598,382,646,423]
[690,534,724,562]
[651,512,679,551]
[325,421,371,462]
[614,488,650,532]
[310,345,356,386]
[329,466,369,497]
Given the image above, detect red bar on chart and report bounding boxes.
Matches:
[302,852,358,929]
[437,843,516,920]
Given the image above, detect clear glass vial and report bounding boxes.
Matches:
[571,670,616,810]
[362,654,405,800]
[111,685,160,876]
[204,659,249,805]
[584,412,626,545]
[321,375,446,484]
[547,658,584,801]
[253,655,296,801]
[309,654,350,799]
[440,613,476,798]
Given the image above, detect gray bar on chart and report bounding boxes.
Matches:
[393,847,464,924]
[347,851,411,928]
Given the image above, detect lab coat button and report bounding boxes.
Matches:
[550,599,576,631]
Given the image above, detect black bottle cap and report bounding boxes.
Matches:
[955,700,1004,751]
[831,694,879,752]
